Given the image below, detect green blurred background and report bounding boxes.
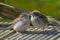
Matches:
[0,0,60,20]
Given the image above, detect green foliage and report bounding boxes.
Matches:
[0,0,60,20]
[0,0,5,2]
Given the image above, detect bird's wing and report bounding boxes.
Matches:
[38,14,49,24]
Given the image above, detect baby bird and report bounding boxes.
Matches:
[30,10,49,32]
[13,12,31,32]
[0,12,31,33]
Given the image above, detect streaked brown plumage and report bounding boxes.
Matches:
[31,10,49,31]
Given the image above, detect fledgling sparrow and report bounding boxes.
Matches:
[30,10,49,32]
[0,12,31,33]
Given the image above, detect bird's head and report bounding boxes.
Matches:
[19,12,30,19]
[30,10,41,17]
